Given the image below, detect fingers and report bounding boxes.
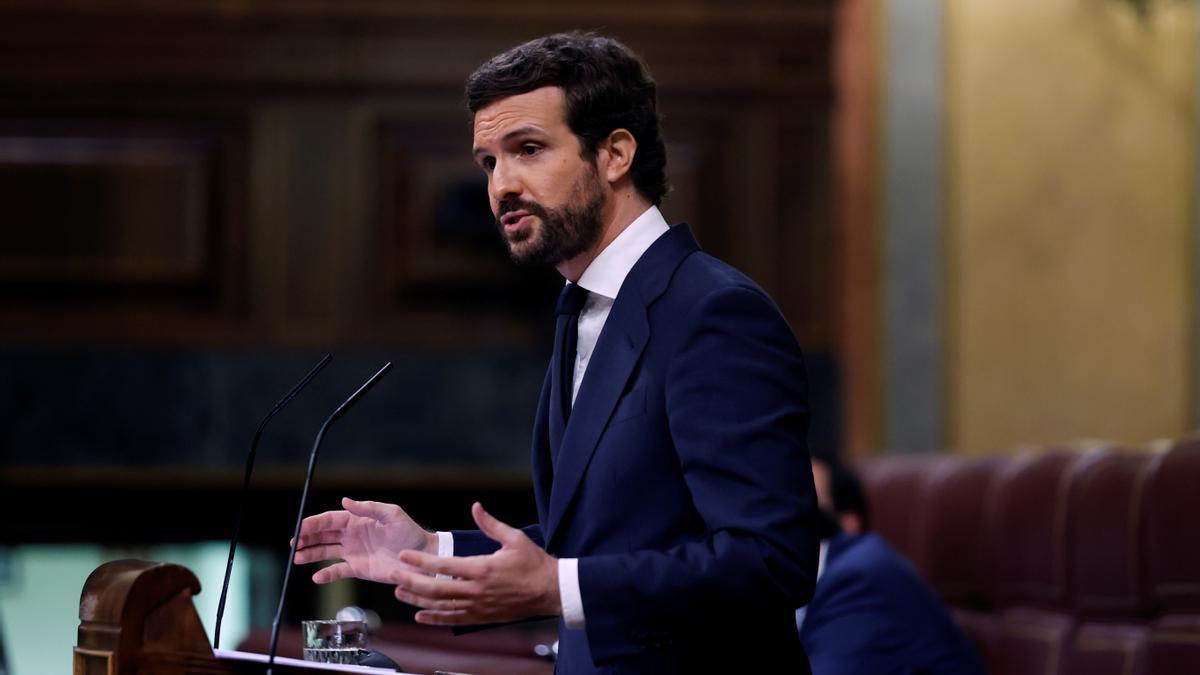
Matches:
[392,568,478,616]
[472,502,524,547]
[394,587,471,612]
[398,549,487,579]
[342,498,402,522]
[298,509,353,536]
[393,568,474,599]
[293,543,343,565]
[312,561,354,584]
[413,609,475,625]
[294,530,342,550]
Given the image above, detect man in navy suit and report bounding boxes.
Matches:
[800,457,984,675]
[295,32,819,673]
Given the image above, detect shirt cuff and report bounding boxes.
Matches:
[434,531,455,580]
[559,557,585,629]
[436,531,454,557]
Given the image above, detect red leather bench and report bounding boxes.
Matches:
[857,436,1200,675]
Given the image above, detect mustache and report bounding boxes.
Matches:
[496,197,549,225]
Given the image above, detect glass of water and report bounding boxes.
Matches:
[301,619,367,664]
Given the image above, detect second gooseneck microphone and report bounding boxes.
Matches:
[266,362,394,675]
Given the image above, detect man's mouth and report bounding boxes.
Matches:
[500,210,533,231]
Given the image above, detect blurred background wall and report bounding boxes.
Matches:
[944,0,1195,454]
[874,0,1196,454]
[0,1,838,672]
[0,0,1196,672]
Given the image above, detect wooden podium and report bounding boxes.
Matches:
[73,559,382,675]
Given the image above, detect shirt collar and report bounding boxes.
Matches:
[817,540,828,581]
[573,206,670,300]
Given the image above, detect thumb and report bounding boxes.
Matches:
[472,502,523,547]
[343,497,399,522]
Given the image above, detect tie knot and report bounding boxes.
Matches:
[556,283,588,316]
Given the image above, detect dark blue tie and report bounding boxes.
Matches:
[550,283,588,465]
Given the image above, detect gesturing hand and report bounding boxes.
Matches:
[293,497,438,585]
[392,502,561,626]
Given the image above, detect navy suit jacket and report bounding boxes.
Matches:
[455,224,819,673]
[799,533,985,675]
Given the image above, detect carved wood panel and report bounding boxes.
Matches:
[0,115,250,341]
[0,0,834,351]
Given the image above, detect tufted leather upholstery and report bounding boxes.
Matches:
[858,439,1199,675]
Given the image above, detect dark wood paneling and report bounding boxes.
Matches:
[0,1,844,480]
[0,124,210,285]
[0,0,834,349]
[0,2,833,87]
[0,466,538,545]
[0,116,251,341]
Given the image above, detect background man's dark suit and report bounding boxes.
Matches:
[454,223,820,673]
[800,532,985,675]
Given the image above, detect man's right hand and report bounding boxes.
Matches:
[293,497,439,585]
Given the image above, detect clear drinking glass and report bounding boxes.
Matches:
[301,619,367,664]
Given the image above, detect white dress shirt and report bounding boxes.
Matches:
[438,205,671,630]
[794,540,829,631]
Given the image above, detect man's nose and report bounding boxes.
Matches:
[489,159,521,202]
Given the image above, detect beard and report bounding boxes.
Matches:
[495,165,606,267]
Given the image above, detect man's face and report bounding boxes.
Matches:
[810,458,863,536]
[472,86,607,266]
[810,459,833,513]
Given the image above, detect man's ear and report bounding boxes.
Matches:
[839,513,863,536]
[598,128,638,185]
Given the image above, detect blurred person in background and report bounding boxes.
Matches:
[799,455,984,675]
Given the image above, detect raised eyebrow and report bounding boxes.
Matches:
[499,126,547,145]
[474,125,547,155]
[473,126,549,162]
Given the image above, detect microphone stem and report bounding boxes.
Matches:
[266,362,392,675]
[268,416,333,673]
[214,353,331,650]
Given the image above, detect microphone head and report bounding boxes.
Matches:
[334,606,367,623]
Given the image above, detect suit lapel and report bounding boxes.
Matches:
[530,365,554,528]
[542,223,700,549]
[547,312,569,463]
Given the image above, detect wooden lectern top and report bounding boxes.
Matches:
[74,559,401,675]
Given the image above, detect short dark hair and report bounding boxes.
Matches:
[466,32,670,206]
[827,461,871,531]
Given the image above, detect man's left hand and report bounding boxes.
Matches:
[393,502,561,625]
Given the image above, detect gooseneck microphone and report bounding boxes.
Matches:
[214,354,333,649]
[267,362,393,675]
